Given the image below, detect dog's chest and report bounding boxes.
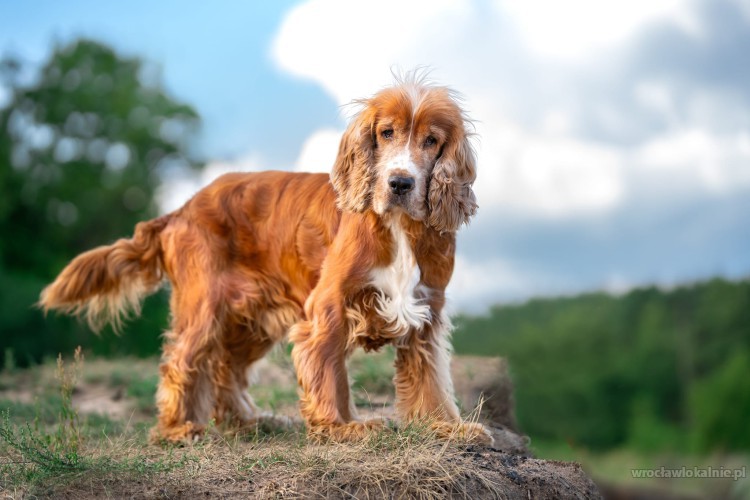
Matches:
[368,225,431,333]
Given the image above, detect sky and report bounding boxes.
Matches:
[2,0,749,312]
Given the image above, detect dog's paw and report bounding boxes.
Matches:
[149,421,207,445]
[431,421,495,446]
[307,418,386,442]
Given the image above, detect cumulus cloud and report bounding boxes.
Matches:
[267,0,750,308]
[634,128,750,194]
[496,0,700,61]
[293,128,342,173]
[735,0,750,21]
[272,0,471,105]
[448,255,551,313]
[272,0,747,222]
[474,120,626,217]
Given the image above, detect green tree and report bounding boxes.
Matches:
[689,349,750,452]
[0,39,201,366]
[452,279,750,453]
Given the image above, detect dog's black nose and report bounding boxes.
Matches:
[388,175,415,195]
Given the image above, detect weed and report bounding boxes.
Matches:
[0,349,197,494]
[0,351,573,498]
[54,347,84,456]
[0,348,87,484]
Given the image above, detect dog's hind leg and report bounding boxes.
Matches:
[214,296,301,434]
[212,323,273,427]
[151,292,225,443]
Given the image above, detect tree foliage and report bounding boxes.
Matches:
[0,39,201,366]
[452,278,750,453]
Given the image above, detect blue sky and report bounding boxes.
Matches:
[2,0,749,311]
[0,1,340,165]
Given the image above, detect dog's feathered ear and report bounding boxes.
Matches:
[331,104,377,213]
[427,132,477,233]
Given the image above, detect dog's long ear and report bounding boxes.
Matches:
[331,104,377,212]
[427,132,477,233]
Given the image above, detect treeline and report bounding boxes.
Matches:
[452,278,750,453]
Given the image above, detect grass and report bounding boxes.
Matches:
[0,347,526,498]
[349,346,396,395]
[8,346,740,498]
[225,427,502,499]
[125,374,159,412]
[253,385,299,412]
[0,348,187,492]
[0,407,501,498]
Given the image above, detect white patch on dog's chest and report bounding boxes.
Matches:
[369,224,431,333]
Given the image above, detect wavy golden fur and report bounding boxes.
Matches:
[39,76,490,444]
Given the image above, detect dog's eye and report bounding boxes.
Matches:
[381,129,394,139]
[424,135,437,147]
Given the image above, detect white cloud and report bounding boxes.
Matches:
[448,255,533,312]
[273,0,635,219]
[267,0,750,307]
[272,0,471,104]
[634,128,750,193]
[635,80,678,124]
[475,119,625,217]
[495,0,699,61]
[293,127,343,173]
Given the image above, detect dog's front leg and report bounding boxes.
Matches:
[290,306,382,442]
[394,312,493,444]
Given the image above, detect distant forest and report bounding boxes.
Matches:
[452,278,750,454]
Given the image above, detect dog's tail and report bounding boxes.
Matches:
[39,215,172,332]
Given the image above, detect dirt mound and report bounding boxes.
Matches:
[1,353,603,499]
[452,355,519,431]
[39,437,600,500]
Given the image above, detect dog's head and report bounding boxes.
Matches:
[331,78,477,233]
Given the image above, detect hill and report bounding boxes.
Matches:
[0,351,601,498]
[452,277,750,453]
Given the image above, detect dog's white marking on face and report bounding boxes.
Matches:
[370,222,431,333]
[386,148,418,176]
[385,84,421,177]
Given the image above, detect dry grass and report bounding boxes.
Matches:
[0,348,600,499]
[0,411,506,498]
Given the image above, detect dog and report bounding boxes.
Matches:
[40,75,492,444]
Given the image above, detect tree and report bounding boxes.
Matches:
[0,39,201,366]
[452,279,750,453]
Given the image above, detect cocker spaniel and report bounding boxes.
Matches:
[40,75,491,444]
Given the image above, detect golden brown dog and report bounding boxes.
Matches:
[40,76,491,444]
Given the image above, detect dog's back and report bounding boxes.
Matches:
[40,171,339,331]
